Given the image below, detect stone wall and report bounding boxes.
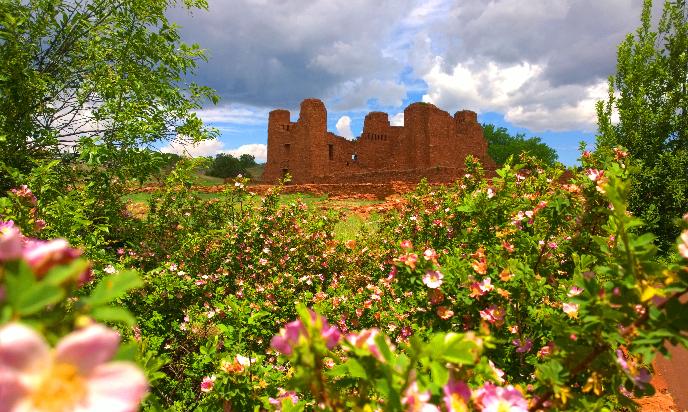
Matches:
[263,98,496,184]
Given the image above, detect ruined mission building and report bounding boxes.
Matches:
[263,98,496,184]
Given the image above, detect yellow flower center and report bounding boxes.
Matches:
[31,363,87,412]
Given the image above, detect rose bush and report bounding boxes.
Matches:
[2,152,688,411]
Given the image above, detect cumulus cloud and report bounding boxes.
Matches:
[224,143,268,161]
[160,139,268,161]
[169,0,414,109]
[170,0,653,134]
[408,0,654,131]
[335,116,354,139]
[390,112,404,126]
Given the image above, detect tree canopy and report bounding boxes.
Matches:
[0,0,218,191]
[206,153,257,179]
[596,0,688,252]
[482,124,558,166]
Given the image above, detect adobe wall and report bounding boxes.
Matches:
[262,98,495,184]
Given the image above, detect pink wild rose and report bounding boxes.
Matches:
[0,323,147,412]
[422,270,444,289]
[475,383,528,412]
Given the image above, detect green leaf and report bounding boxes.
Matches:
[92,306,137,326]
[16,283,64,315]
[442,334,478,365]
[43,259,90,286]
[536,360,566,385]
[85,270,142,306]
[345,358,368,379]
[373,334,394,364]
[430,361,449,386]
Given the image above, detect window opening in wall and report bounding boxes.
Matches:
[328,144,333,161]
[352,153,358,162]
[284,144,290,156]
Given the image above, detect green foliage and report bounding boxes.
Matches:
[206,153,257,179]
[596,0,688,253]
[482,123,559,166]
[0,0,218,192]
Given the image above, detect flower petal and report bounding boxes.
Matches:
[0,368,29,412]
[0,323,49,374]
[54,324,120,376]
[79,362,148,412]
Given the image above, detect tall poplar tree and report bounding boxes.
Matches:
[597,0,688,252]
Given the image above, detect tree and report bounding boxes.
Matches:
[482,124,558,166]
[206,153,256,179]
[0,0,218,191]
[596,0,688,252]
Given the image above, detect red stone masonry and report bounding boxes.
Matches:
[263,98,496,184]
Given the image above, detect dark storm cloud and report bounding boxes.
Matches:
[168,0,414,109]
[435,0,660,87]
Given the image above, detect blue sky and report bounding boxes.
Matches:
[161,0,651,166]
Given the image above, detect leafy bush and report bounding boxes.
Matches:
[483,124,558,166]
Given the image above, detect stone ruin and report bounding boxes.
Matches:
[263,98,496,184]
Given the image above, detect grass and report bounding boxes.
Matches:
[123,178,386,239]
[334,212,383,241]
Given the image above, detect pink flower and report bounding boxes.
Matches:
[538,342,555,358]
[422,270,444,289]
[200,375,216,393]
[0,221,23,261]
[269,390,299,410]
[400,240,413,250]
[586,168,604,182]
[512,338,533,353]
[474,383,528,412]
[436,306,454,320]
[270,312,340,356]
[470,278,494,298]
[567,286,584,297]
[423,248,438,261]
[270,320,305,356]
[10,185,37,205]
[679,230,688,259]
[479,306,505,327]
[0,323,147,411]
[346,328,392,362]
[443,379,471,411]
[488,360,506,384]
[22,239,82,277]
[562,302,579,319]
[427,289,445,305]
[402,382,440,412]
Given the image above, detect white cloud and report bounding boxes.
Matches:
[422,59,543,112]
[160,139,226,157]
[335,116,354,139]
[419,57,611,131]
[195,105,268,125]
[160,139,268,161]
[390,112,404,126]
[224,143,268,162]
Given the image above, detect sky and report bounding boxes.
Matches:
[159,0,657,166]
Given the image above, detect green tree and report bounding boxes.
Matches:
[482,124,558,166]
[206,153,255,179]
[0,0,218,191]
[596,0,688,252]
